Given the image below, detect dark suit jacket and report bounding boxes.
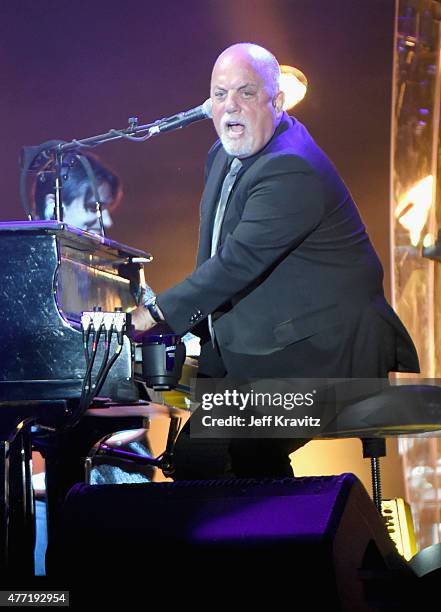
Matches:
[158,113,419,376]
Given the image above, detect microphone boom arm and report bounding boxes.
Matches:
[57,99,212,153]
[20,100,212,223]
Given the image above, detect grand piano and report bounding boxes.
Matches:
[0,220,153,578]
[3,220,441,583]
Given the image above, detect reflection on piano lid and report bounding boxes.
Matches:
[0,221,152,403]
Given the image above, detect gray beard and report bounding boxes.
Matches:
[220,133,254,158]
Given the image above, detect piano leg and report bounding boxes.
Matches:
[0,424,35,581]
[0,439,9,576]
[8,427,35,578]
[37,413,148,546]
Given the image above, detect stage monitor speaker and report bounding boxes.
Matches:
[46,473,416,609]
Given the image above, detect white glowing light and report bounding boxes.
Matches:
[423,233,433,248]
[395,175,433,246]
[280,65,308,110]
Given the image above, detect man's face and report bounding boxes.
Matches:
[210,55,282,158]
[46,182,114,232]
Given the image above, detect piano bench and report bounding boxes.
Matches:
[316,383,441,512]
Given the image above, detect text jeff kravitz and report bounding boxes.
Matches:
[201,415,321,428]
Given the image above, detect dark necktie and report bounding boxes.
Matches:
[208,157,242,343]
[210,157,242,256]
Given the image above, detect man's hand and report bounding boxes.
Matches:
[130,304,159,333]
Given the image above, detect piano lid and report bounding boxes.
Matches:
[0,221,147,401]
[0,220,152,262]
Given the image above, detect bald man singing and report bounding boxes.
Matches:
[132,43,419,478]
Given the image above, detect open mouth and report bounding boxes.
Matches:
[225,120,245,136]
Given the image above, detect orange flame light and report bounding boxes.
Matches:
[395,175,433,246]
[280,65,308,110]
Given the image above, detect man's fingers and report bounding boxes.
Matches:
[131,305,155,332]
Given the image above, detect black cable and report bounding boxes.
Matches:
[83,326,101,395]
[108,129,153,143]
[87,341,123,402]
[81,329,95,398]
[71,325,102,425]
[83,324,92,367]
[65,320,126,430]
[88,327,112,400]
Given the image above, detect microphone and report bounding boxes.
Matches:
[150,99,212,134]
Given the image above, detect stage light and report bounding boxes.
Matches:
[395,175,433,246]
[280,65,308,110]
[423,233,433,248]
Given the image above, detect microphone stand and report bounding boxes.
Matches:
[53,148,64,222]
[22,99,211,224]
[21,115,163,230]
[55,97,211,154]
[57,115,163,153]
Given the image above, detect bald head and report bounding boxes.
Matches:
[210,43,284,158]
[213,43,281,98]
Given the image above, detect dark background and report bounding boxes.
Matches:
[0,0,395,295]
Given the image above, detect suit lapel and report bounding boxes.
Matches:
[197,148,228,265]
